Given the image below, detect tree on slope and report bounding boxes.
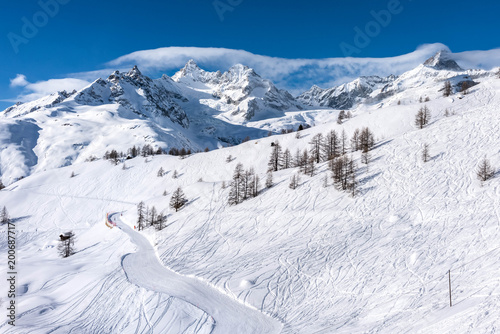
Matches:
[415,106,431,129]
[309,133,324,163]
[228,163,245,205]
[0,179,5,190]
[268,141,282,172]
[265,171,273,188]
[497,68,500,79]
[323,130,339,161]
[170,187,187,212]
[477,156,495,185]
[58,231,76,258]
[422,143,430,163]
[137,201,146,231]
[0,206,9,224]
[443,80,452,97]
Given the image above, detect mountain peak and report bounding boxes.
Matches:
[126,65,143,78]
[423,50,462,71]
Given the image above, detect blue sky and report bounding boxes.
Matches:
[1,0,499,108]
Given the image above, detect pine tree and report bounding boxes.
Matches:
[265,171,273,188]
[137,201,145,231]
[461,81,470,95]
[0,206,9,224]
[268,141,282,172]
[58,231,75,258]
[309,133,324,163]
[157,167,164,177]
[443,80,452,97]
[170,187,187,212]
[477,156,495,184]
[422,143,430,163]
[70,171,75,178]
[415,106,431,129]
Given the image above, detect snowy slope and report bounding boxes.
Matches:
[1,67,500,333]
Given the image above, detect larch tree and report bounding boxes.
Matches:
[137,201,146,231]
[422,143,430,163]
[360,127,375,153]
[170,187,187,212]
[341,129,349,156]
[443,80,452,97]
[58,231,76,258]
[351,129,361,152]
[281,148,292,169]
[476,156,495,184]
[289,174,299,189]
[265,171,273,188]
[1,206,9,224]
[309,133,324,163]
[415,106,431,129]
[228,163,245,205]
[268,141,282,172]
[157,167,164,177]
[324,130,339,161]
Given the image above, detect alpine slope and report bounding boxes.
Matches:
[0,51,500,333]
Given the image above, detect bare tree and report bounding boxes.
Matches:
[497,68,500,79]
[444,108,450,117]
[281,149,292,169]
[309,133,324,163]
[58,231,76,258]
[443,81,452,97]
[361,151,371,171]
[0,206,9,224]
[268,141,282,172]
[322,174,328,188]
[461,81,471,95]
[0,179,5,190]
[170,187,188,212]
[137,201,146,231]
[330,155,357,194]
[265,171,273,188]
[341,129,349,155]
[477,156,495,184]
[226,155,233,163]
[156,212,167,231]
[157,167,164,177]
[360,127,375,153]
[228,163,245,205]
[172,170,178,179]
[324,130,339,160]
[415,106,431,129]
[351,129,361,152]
[70,171,75,178]
[422,143,430,163]
[337,110,346,124]
[289,174,299,189]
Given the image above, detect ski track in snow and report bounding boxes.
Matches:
[114,213,283,334]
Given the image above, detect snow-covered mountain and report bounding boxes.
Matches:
[297,75,396,109]
[173,60,303,121]
[0,51,496,187]
[297,50,492,109]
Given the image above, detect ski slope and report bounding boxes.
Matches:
[114,213,282,333]
[1,73,500,333]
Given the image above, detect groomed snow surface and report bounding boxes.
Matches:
[1,77,500,333]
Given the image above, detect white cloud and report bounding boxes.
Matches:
[7,43,500,104]
[7,77,90,103]
[10,74,29,87]
[104,43,455,94]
